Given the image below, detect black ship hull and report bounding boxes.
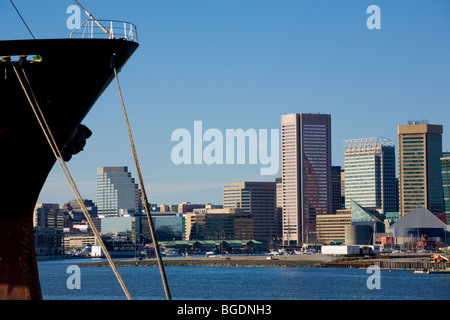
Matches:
[0,38,138,299]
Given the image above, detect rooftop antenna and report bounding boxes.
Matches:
[73,0,112,38]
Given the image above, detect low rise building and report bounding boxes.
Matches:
[185,208,253,241]
[63,233,96,252]
[34,227,63,256]
[388,206,448,249]
[316,213,351,244]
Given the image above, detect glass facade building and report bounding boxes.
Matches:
[441,152,450,224]
[398,122,444,217]
[92,213,184,244]
[331,166,344,214]
[135,214,184,243]
[342,137,397,214]
[281,113,332,245]
[185,208,252,241]
[97,166,142,217]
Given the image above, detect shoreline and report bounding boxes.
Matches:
[78,254,332,268]
[77,253,443,269]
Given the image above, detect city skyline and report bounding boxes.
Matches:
[3,1,448,205]
[35,116,447,208]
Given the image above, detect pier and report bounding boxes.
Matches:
[319,254,450,271]
[374,260,449,271]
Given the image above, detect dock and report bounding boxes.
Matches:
[319,254,450,271]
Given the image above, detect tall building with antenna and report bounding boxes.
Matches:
[398,121,444,217]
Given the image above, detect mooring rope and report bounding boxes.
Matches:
[9,0,36,40]
[12,63,133,300]
[112,57,172,300]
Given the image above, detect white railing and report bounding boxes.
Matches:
[70,19,138,43]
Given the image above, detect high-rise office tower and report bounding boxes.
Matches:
[223,181,278,242]
[342,137,397,214]
[97,166,142,217]
[331,166,344,214]
[275,177,283,240]
[398,121,444,217]
[441,152,450,224]
[341,170,346,208]
[281,113,331,245]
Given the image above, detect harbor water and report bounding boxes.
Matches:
[38,258,450,300]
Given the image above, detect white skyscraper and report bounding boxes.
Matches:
[343,137,396,214]
[97,166,142,217]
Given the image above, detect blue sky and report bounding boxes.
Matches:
[2,0,450,206]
